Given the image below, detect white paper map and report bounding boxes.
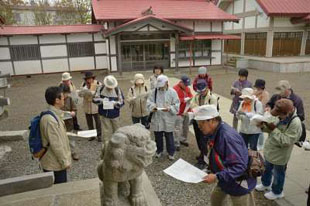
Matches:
[163,158,207,183]
[77,129,97,138]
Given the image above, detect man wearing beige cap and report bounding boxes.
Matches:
[256,99,302,200]
[266,80,306,145]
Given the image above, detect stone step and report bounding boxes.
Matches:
[0,130,28,141]
[0,172,54,197]
[0,145,11,160]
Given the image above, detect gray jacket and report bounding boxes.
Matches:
[147,88,180,132]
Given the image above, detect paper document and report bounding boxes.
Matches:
[156,107,166,111]
[77,130,97,138]
[103,101,114,109]
[63,112,73,121]
[163,158,207,183]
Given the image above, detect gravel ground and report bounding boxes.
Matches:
[1,67,308,206]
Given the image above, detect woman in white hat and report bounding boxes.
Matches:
[127,73,150,127]
[236,88,263,151]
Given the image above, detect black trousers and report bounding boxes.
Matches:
[85,113,102,138]
[44,169,67,184]
[192,120,208,163]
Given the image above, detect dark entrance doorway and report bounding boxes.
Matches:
[121,41,170,71]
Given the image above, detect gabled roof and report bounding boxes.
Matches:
[256,0,310,17]
[0,24,104,36]
[105,15,193,36]
[92,0,239,22]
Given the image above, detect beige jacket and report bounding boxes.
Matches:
[190,91,217,109]
[127,85,150,118]
[79,80,101,114]
[40,105,71,171]
[254,90,270,108]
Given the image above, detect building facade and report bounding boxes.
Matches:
[0,0,239,75]
[218,0,310,72]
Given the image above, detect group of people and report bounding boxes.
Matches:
[37,66,307,206]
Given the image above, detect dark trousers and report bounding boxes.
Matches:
[132,116,148,127]
[240,133,260,151]
[73,115,80,130]
[308,184,310,206]
[85,113,102,138]
[154,131,175,156]
[193,120,208,163]
[44,169,67,184]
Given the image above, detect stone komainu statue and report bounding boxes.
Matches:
[97,124,156,206]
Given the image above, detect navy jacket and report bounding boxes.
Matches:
[267,89,305,121]
[209,122,256,196]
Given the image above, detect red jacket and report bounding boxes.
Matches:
[173,82,193,115]
[192,74,213,92]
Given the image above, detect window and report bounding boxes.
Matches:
[178,40,211,59]
[67,42,95,57]
[10,45,40,61]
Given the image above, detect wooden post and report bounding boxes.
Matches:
[116,34,122,76]
[175,33,179,73]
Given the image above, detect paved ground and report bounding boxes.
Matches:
[1,67,309,205]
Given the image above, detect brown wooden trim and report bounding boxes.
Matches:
[7,37,16,75]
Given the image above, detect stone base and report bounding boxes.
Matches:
[0,130,28,141]
[0,145,11,160]
[0,172,161,206]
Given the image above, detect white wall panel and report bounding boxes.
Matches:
[257,15,269,28]
[227,3,233,14]
[0,48,10,60]
[109,36,116,55]
[170,37,175,52]
[10,35,38,45]
[110,56,117,71]
[96,56,108,69]
[224,22,233,30]
[176,21,193,30]
[0,37,8,45]
[212,22,222,32]
[67,33,92,43]
[211,52,221,65]
[94,33,104,41]
[234,18,243,30]
[42,59,69,73]
[245,0,256,11]
[0,62,13,75]
[170,53,175,67]
[40,45,67,58]
[39,35,66,44]
[179,60,190,67]
[274,17,300,28]
[195,21,211,32]
[234,0,244,14]
[244,16,256,29]
[95,43,107,54]
[14,61,41,75]
[70,57,94,71]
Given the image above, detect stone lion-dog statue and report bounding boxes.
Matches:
[97,124,156,206]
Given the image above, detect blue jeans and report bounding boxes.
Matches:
[44,169,67,184]
[132,116,148,127]
[261,160,287,194]
[240,133,260,151]
[154,131,175,156]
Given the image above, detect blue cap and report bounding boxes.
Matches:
[196,79,208,92]
[181,75,191,86]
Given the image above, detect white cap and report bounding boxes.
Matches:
[104,75,118,89]
[198,66,207,75]
[240,88,254,100]
[133,73,145,84]
[156,75,169,88]
[193,105,219,121]
[62,72,72,81]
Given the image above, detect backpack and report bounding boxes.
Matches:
[286,115,306,147]
[130,86,148,96]
[28,111,58,159]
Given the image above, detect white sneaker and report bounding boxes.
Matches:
[255,183,271,192]
[264,191,284,200]
[168,155,175,160]
[155,153,162,158]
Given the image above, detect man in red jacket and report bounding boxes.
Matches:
[193,66,213,92]
[173,75,193,151]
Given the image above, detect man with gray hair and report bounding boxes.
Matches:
[193,105,256,206]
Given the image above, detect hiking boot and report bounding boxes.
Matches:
[88,137,96,141]
[264,191,284,200]
[97,137,102,142]
[155,153,162,158]
[195,162,207,170]
[255,183,271,192]
[168,155,175,161]
[176,146,180,151]
[180,141,189,147]
[72,153,79,161]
